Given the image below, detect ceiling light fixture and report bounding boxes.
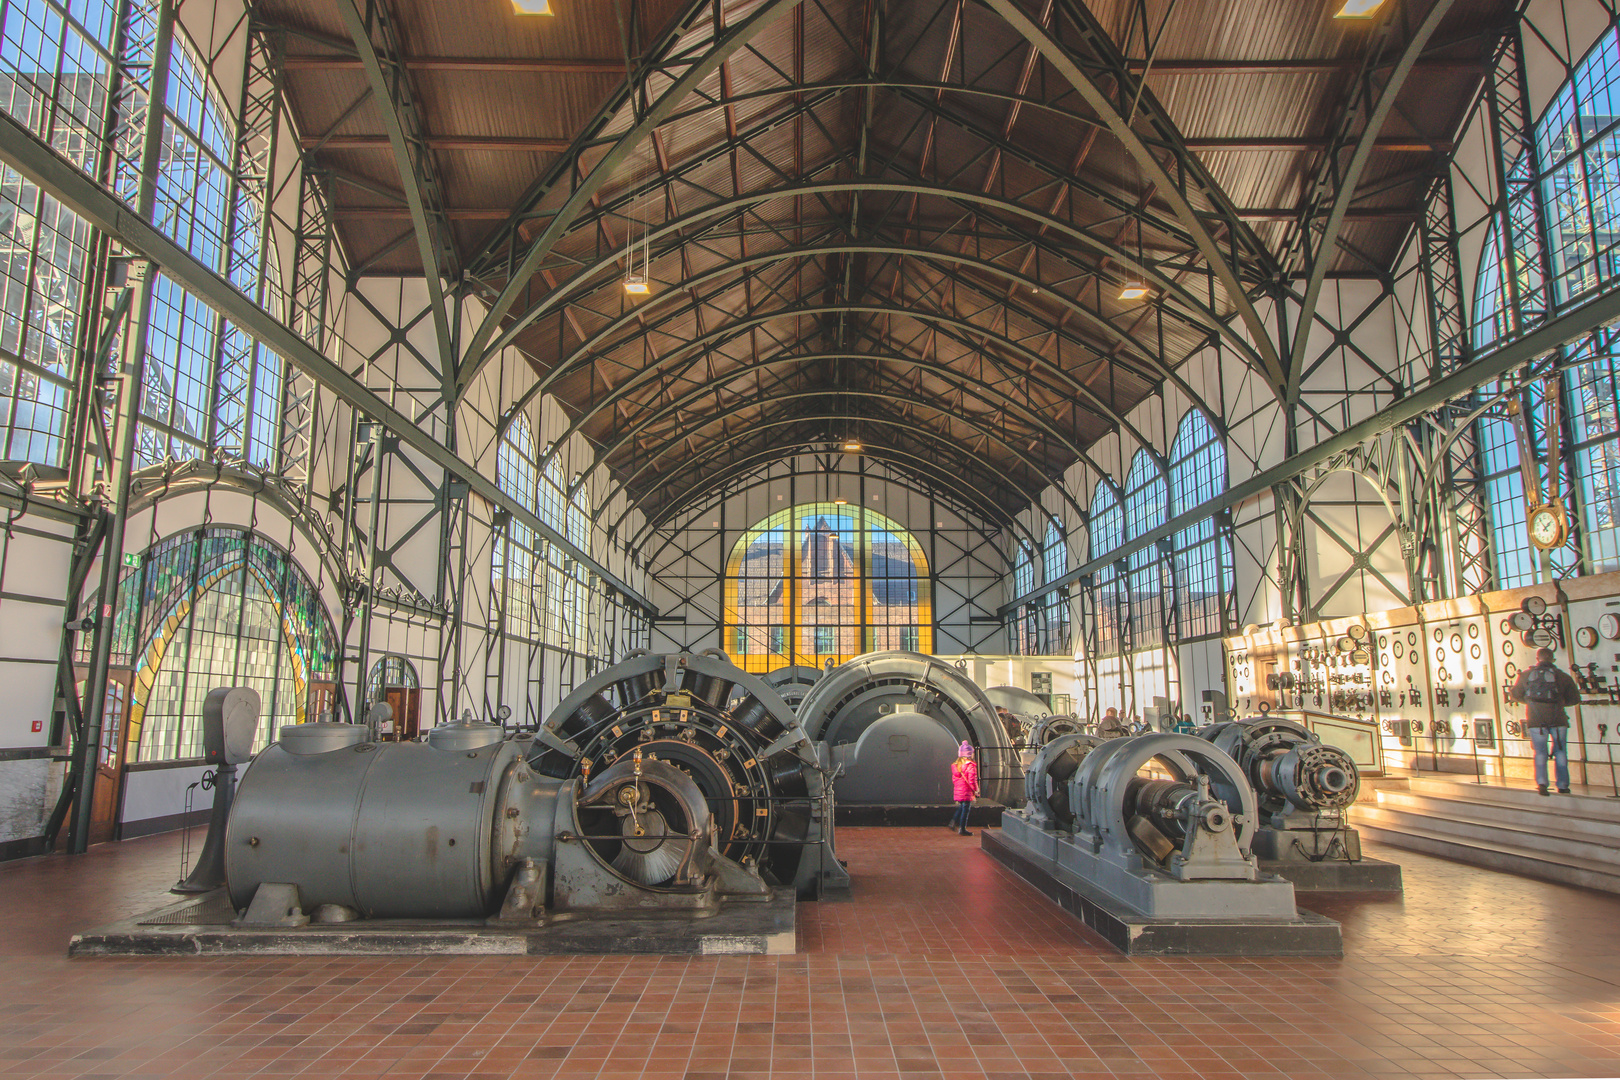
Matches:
[1118,281,1149,301]
[1334,0,1386,18]
[834,499,848,505]
[841,441,862,453]
[512,0,553,14]
[622,275,650,295]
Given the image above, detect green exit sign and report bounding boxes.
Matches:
[121,552,140,568]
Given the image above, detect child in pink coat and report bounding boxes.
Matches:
[949,741,980,836]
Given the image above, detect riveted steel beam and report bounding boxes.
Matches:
[501,294,1136,503]
[984,0,1284,390]
[638,453,1024,562]
[631,443,1035,556]
[485,179,1259,372]
[457,0,806,395]
[1284,0,1459,402]
[501,244,1216,450]
[998,268,1620,615]
[335,0,458,374]
[580,354,1096,511]
[0,105,653,614]
[613,393,1088,523]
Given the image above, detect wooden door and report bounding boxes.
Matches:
[384,688,422,740]
[67,672,129,845]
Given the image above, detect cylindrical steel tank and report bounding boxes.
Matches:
[226,735,560,918]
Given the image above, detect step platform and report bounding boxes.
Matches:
[981,828,1342,957]
[1258,855,1403,892]
[68,888,796,958]
[1349,775,1620,894]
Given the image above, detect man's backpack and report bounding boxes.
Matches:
[1521,666,1565,705]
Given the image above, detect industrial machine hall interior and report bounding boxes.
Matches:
[9,0,1620,1075]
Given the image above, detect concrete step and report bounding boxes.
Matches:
[1405,775,1620,820]
[1351,817,1620,894]
[1367,789,1620,846]
[1350,803,1620,865]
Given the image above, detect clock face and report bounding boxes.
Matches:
[1577,626,1600,650]
[1529,508,1568,553]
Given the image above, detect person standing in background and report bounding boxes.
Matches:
[1510,647,1583,795]
[949,741,979,835]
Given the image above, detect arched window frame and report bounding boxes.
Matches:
[1088,480,1125,658]
[723,502,931,673]
[1042,520,1069,654]
[1168,410,1234,639]
[1123,451,1168,651]
[1012,540,1036,654]
[1470,24,1620,584]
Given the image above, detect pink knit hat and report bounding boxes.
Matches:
[958,741,975,756]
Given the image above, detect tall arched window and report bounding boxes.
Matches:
[137,33,285,469]
[723,503,931,674]
[0,8,288,469]
[493,416,540,640]
[1471,26,1620,583]
[1169,411,1233,638]
[1123,451,1167,649]
[88,526,338,762]
[1089,481,1124,657]
[1042,521,1069,653]
[1012,541,1036,654]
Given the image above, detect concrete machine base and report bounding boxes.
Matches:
[1260,855,1403,892]
[69,888,797,958]
[982,829,1342,956]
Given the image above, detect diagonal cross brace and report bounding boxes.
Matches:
[0,106,655,614]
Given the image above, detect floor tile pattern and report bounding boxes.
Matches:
[1,824,1619,1079]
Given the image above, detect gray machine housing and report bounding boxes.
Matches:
[1196,716,1401,892]
[797,651,1020,807]
[1000,733,1298,919]
[225,721,772,925]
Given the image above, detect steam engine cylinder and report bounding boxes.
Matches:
[225,727,565,919]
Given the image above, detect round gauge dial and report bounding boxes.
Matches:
[1601,613,1620,641]
[1433,628,1444,643]
[1577,626,1600,650]
[1530,627,1556,649]
[1510,611,1536,632]
[1451,633,1464,652]
[1468,623,1479,639]
[1348,624,1368,641]
[1524,595,1548,618]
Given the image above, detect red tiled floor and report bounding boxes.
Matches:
[2,825,1620,1078]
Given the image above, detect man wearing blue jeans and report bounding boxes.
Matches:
[1510,648,1583,795]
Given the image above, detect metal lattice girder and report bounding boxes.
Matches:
[631,443,1036,556]
[617,391,1081,518]
[456,0,806,394]
[564,346,1118,511]
[505,242,1173,475]
[335,0,458,373]
[981,0,1284,390]
[0,105,654,614]
[1283,0,1459,400]
[626,428,1045,549]
[591,365,1093,512]
[997,268,1620,616]
[492,177,1264,378]
[499,239,1221,459]
[499,292,1133,507]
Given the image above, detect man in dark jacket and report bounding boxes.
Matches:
[1509,648,1583,795]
